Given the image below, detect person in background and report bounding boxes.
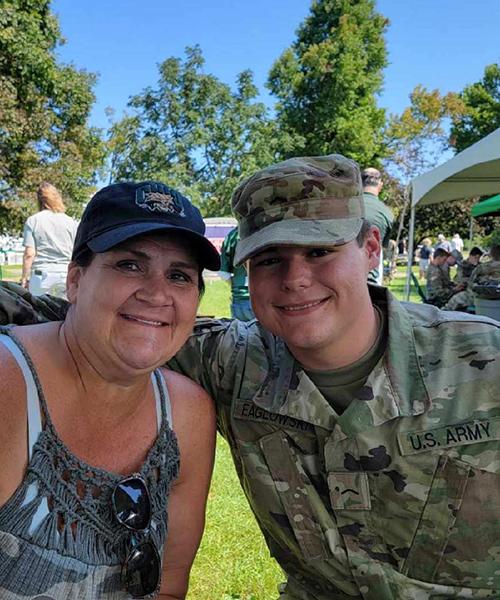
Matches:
[426,248,460,307]
[454,246,484,286]
[451,232,464,253]
[446,249,464,277]
[434,233,452,254]
[418,237,433,279]
[219,226,254,321]
[21,182,78,298]
[445,244,500,312]
[361,167,394,285]
[0,181,218,599]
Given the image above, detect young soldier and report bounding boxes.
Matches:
[454,246,484,286]
[445,244,500,311]
[1,155,499,600]
[425,247,458,306]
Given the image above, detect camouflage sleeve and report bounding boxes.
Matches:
[0,282,69,325]
[475,261,500,284]
[426,267,441,293]
[167,318,242,407]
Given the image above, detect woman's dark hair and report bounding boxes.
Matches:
[74,244,205,297]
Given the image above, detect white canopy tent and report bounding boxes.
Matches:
[405,127,500,298]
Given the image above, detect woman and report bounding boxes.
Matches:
[21,182,78,298]
[418,237,433,279]
[0,181,219,599]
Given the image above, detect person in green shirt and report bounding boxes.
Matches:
[361,168,394,285]
[220,226,255,321]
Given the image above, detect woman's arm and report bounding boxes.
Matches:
[0,342,29,508]
[21,246,36,288]
[157,370,216,600]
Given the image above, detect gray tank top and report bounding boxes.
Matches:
[0,329,180,599]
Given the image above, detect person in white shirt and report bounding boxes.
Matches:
[21,182,78,298]
[451,233,464,253]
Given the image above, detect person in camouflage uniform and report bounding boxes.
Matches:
[1,155,499,600]
[425,248,461,307]
[454,246,483,286]
[445,244,500,311]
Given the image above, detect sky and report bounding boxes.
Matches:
[51,0,499,132]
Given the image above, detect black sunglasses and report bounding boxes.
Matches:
[112,474,161,598]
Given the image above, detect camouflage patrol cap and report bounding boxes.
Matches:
[232,154,364,265]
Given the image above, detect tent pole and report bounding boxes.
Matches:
[469,215,474,250]
[405,202,416,300]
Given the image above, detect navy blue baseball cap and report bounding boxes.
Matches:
[72,181,220,270]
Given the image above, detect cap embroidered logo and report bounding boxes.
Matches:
[135,183,186,216]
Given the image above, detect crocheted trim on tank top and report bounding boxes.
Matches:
[0,327,180,566]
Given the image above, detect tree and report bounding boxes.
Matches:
[0,0,105,232]
[267,0,388,165]
[108,46,289,216]
[450,63,500,153]
[383,86,468,244]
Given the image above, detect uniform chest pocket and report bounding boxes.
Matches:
[402,454,500,589]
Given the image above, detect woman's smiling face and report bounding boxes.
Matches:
[66,233,201,374]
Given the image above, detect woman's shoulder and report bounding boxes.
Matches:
[0,336,29,475]
[158,367,215,439]
[159,367,213,409]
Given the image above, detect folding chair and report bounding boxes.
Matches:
[410,272,431,304]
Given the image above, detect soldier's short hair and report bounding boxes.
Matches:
[355,219,372,247]
[433,248,450,259]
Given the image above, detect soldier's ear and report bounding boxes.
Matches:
[365,226,381,270]
[66,262,82,304]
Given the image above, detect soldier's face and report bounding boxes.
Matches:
[247,232,379,369]
[66,235,200,374]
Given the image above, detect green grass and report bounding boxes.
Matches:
[0,263,21,281]
[384,266,421,303]
[188,436,283,600]
[198,278,231,318]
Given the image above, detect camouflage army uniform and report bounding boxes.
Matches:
[426,263,455,307]
[445,260,500,311]
[168,286,500,600]
[454,258,478,286]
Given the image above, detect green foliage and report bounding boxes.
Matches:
[411,199,490,246]
[450,63,500,153]
[0,0,105,233]
[485,227,500,248]
[384,86,466,182]
[383,86,469,246]
[108,46,290,216]
[267,0,388,164]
